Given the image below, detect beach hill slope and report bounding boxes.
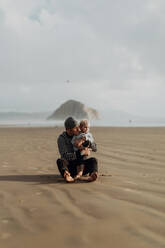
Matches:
[47,99,99,120]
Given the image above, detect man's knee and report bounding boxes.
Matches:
[57,158,68,166]
[56,158,69,173]
[83,157,98,174]
[90,157,98,172]
[56,158,68,177]
[56,158,62,166]
[90,157,98,165]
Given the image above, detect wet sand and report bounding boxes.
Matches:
[0,127,165,248]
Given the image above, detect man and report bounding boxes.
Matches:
[57,117,98,182]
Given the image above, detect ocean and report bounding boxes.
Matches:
[0,119,165,127]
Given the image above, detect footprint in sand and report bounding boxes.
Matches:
[28,167,38,171]
[19,199,25,204]
[2,164,9,168]
[35,192,42,196]
[125,181,138,185]
[1,219,9,224]
[0,233,11,239]
[30,207,38,212]
[100,174,112,177]
[38,170,46,174]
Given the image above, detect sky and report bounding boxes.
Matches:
[0,0,165,118]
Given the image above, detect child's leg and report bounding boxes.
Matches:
[75,164,84,179]
[78,164,84,176]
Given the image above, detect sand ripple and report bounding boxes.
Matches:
[0,127,165,248]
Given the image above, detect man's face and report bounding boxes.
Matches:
[72,126,80,135]
[66,126,79,136]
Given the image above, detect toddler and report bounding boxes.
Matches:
[72,119,94,179]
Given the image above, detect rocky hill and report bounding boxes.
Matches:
[47,100,99,120]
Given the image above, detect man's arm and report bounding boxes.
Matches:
[58,136,81,161]
[73,136,86,149]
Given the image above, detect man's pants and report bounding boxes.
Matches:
[56,157,98,178]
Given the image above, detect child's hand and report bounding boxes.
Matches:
[81,148,90,156]
[81,136,86,141]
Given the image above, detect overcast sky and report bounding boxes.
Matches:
[0,0,165,117]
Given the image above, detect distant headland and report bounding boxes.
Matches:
[47,99,99,120]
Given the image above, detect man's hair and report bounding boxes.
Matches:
[64,117,78,129]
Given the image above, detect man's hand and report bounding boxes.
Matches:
[74,136,86,148]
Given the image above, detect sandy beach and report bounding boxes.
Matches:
[0,126,165,248]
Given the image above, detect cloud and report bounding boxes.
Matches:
[0,0,165,117]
